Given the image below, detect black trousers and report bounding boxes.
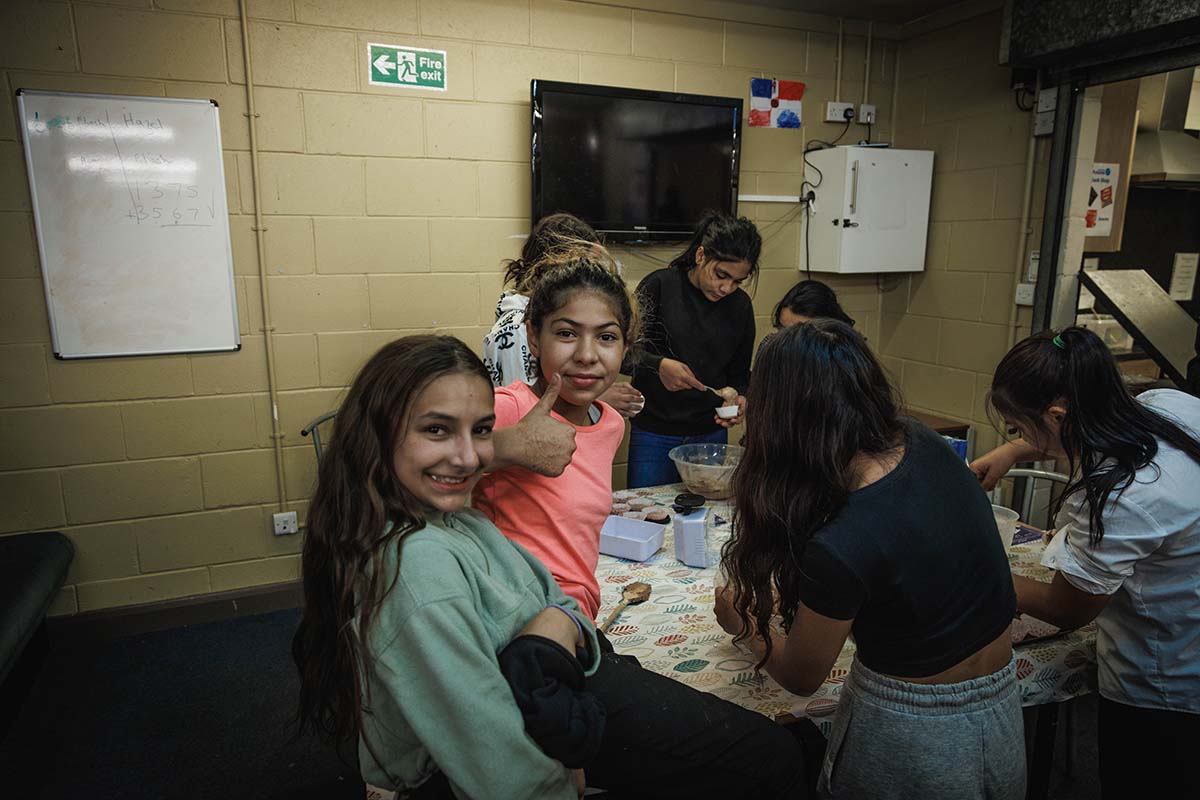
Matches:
[1099,696,1200,800]
[576,633,819,799]
[411,633,822,799]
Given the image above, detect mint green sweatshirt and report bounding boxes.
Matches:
[358,508,601,799]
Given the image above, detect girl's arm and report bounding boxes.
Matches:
[1014,573,1112,630]
[715,587,852,696]
[969,438,1048,491]
[372,593,582,799]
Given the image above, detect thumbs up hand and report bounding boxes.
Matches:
[491,375,578,477]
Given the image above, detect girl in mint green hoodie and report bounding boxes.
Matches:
[293,334,813,799]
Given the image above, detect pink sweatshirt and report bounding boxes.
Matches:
[472,382,624,620]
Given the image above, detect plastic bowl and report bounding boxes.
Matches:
[715,405,740,419]
[668,443,744,500]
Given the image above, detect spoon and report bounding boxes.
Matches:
[599,581,652,634]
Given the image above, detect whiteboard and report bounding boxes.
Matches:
[17,90,239,359]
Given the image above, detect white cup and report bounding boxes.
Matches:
[991,504,1020,554]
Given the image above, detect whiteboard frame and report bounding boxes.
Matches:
[16,89,241,360]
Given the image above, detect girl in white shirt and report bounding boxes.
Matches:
[971,326,1200,800]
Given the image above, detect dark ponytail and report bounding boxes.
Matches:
[772,280,855,328]
[668,211,762,276]
[988,327,1200,544]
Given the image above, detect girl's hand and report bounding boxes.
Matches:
[714,394,746,428]
[969,441,1023,491]
[574,769,586,797]
[713,586,747,637]
[495,375,576,476]
[599,382,644,417]
[658,358,706,392]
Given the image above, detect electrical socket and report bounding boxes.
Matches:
[273,511,299,536]
[825,102,855,123]
[858,104,877,124]
[1015,283,1035,306]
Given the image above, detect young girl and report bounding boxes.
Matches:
[718,320,1024,800]
[772,279,855,328]
[626,211,761,487]
[292,336,599,798]
[474,247,819,797]
[481,212,643,416]
[971,327,1200,800]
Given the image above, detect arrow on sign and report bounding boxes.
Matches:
[373,53,395,75]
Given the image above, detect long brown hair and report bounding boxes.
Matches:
[988,326,1200,545]
[292,335,491,751]
[722,320,902,667]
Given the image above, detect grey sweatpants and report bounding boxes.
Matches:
[817,656,1026,799]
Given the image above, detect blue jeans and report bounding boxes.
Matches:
[627,426,728,489]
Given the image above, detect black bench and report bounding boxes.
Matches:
[0,531,74,737]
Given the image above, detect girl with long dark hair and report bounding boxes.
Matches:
[772,279,855,328]
[718,320,1024,799]
[626,211,761,487]
[971,326,1200,799]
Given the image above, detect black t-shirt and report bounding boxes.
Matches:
[798,420,1016,678]
[629,268,756,436]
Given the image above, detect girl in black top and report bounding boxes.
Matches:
[715,320,1025,799]
[626,212,760,488]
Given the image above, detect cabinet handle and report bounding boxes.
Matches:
[849,159,859,214]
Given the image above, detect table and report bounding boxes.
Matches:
[598,484,1098,737]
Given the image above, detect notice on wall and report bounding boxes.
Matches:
[1170,252,1199,301]
[1085,163,1119,237]
[749,79,804,128]
[368,43,447,90]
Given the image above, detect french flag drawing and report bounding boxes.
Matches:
[749,78,805,128]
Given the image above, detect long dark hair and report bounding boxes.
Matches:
[293,336,491,751]
[505,212,601,292]
[668,211,762,277]
[772,280,855,328]
[722,320,902,666]
[988,326,1200,545]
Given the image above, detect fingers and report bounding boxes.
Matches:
[534,373,562,413]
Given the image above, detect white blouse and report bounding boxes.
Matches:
[481,292,539,388]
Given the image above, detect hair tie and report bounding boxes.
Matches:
[1052,334,1066,350]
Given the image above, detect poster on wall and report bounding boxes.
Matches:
[749,79,804,128]
[1085,163,1118,237]
[1170,252,1198,301]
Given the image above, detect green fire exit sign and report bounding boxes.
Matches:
[368,43,447,90]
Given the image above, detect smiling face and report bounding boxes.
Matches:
[392,372,495,513]
[528,290,627,425]
[690,246,752,302]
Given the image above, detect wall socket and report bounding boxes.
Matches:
[825,102,855,123]
[858,104,877,124]
[273,511,299,536]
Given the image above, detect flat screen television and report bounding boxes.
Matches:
[531,79,743,243]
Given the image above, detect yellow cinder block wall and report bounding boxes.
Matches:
[2,0,1023,617]
[885,10,1049,457]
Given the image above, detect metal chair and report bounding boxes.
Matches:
[300,411,337,461]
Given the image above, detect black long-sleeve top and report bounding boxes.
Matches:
[628,267,756,436]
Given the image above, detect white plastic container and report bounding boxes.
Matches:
[716,405,739,419]
[599,515,665,562]
[674,507,709,568]
[992,504,1020,554]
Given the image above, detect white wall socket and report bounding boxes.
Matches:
[825,102,855,123]
[273,511,299,536]
[1015,283,1036,306]
[858,104,877,124]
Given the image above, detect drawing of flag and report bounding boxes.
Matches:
[749,78,805,128]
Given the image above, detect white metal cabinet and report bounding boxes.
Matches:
[805,146,934,274]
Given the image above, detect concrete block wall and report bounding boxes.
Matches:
[885,11,1048,456]
[0,0,898,615]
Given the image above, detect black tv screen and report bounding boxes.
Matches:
[531,80,742,242]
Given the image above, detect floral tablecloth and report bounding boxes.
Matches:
[598,484,1098,735]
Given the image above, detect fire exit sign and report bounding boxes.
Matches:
[368,43,447,90]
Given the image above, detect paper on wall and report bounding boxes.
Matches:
[1170,252,1199,301]
[1085,163,1118,237]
